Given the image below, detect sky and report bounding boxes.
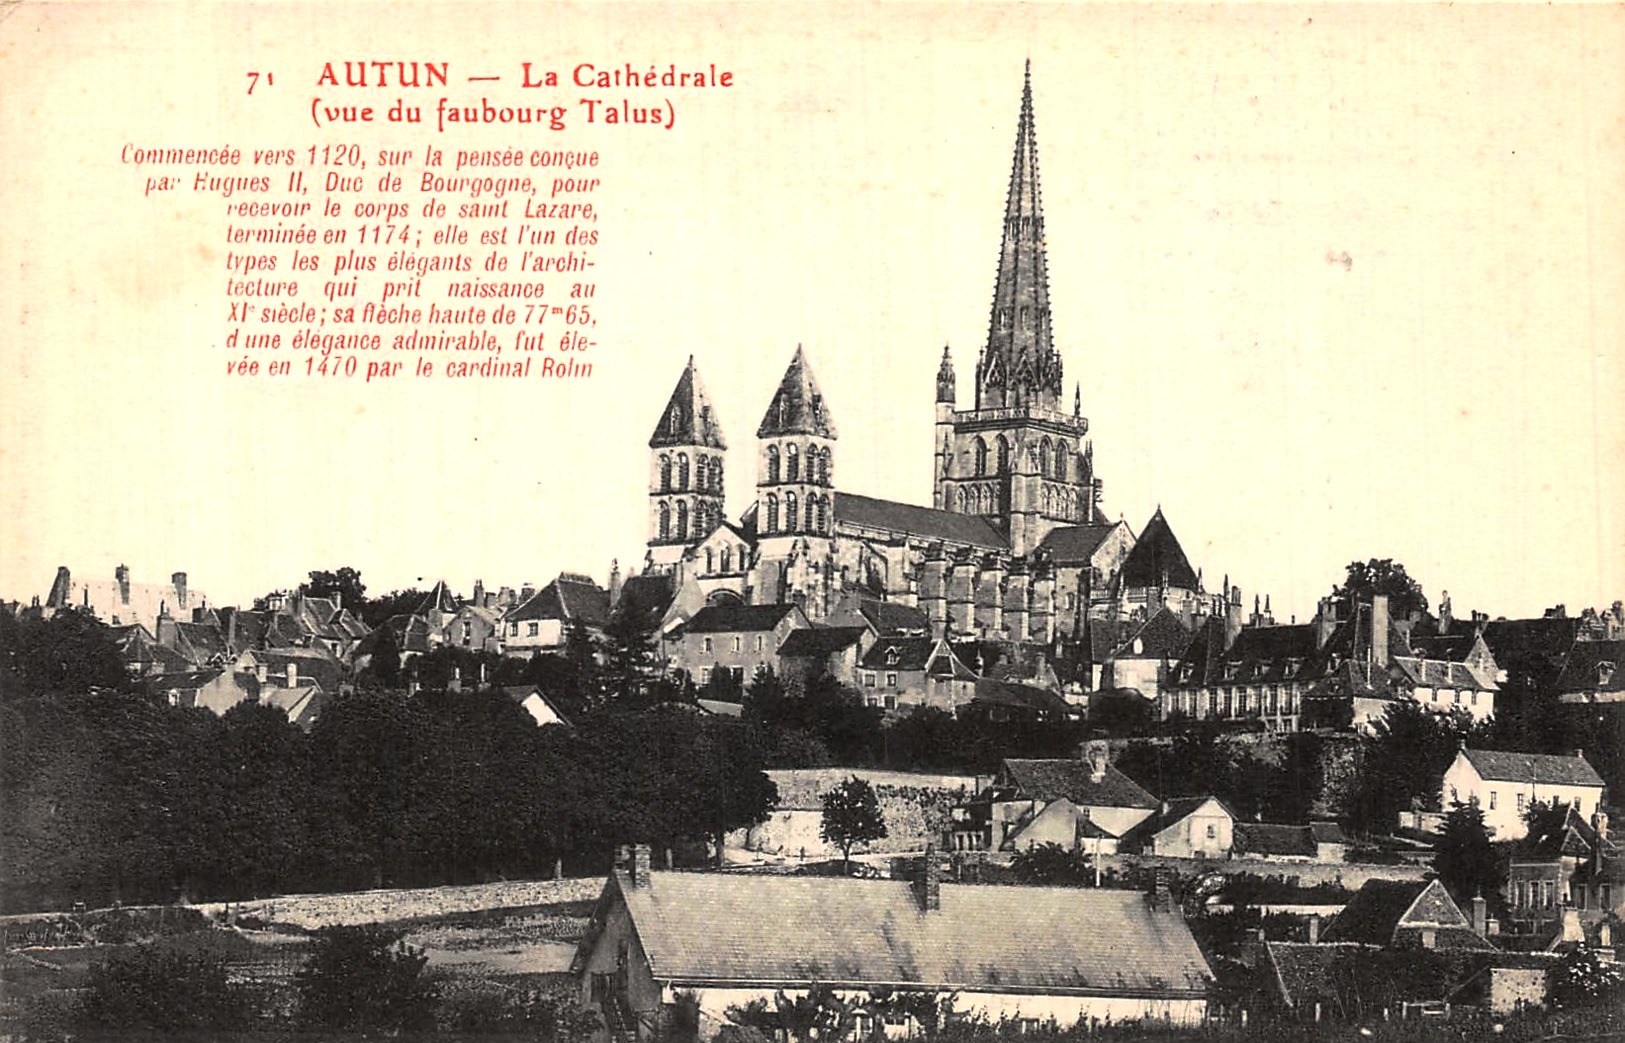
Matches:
[2,3,1622,625]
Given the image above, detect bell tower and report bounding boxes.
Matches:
[647,357,727,571]
[934,63,1101,553]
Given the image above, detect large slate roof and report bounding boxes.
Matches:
[1035,524,1120,565]
[591,870,1212,997]
[1000,758,1159,810]
[650,357,728,450]
[1461,748,1604,788]
[681,603,800,634]
[835,493,1008,550]
[757,346,837,438]
[1119,508,1200,592]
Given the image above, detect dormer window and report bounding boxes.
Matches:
[886,647,900,666]
[1284,658,1301,678]
[1600,661,1616,686]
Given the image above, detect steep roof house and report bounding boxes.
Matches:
[1322,879,1495,952]
[1441,748,1606,839]
[856,635,977,712]
[572,847,1214,1040]
[956,751,1159,854]
[674,603,810,691]
[502,573,612,658]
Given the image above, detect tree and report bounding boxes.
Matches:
[820,776,887,872]
[295,926,436,1032]
[302,567,368,613]
[1352,700,1488,834]
[1333,558,1428,618]
[2,609,131,698]
[1009,841,1090,885]
[1432,799,1503,907]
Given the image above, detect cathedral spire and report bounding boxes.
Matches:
[977,62,1062,411]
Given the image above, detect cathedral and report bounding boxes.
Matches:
[636,67,1223,663]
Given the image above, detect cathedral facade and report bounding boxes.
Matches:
[638,68,1219,656]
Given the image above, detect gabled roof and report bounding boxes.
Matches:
[1391,657,1498,692]
[778,626,868,658]
[1113,609,1194,660]
[581,870,1212,998]
[757,345,837,438]
[417,581,458,616]
[1554,640,1625,695]
[862,637,938,672]
[1035,524,1120,566]
[835,493,1008,550]
[999,758,1159,810]
[1233,823,1317,858]
[972,679,1072,718]
[1119,508,1200,592]
[1460,748,1604,788]
[1120,796,1233,849]
[614,572,676,631]
[682,603,800,634]
[505,574,611,627]
[858,599,931,636]
[1323,879,1493,951]
[650,357,727,450]
[1518,804,1604,861]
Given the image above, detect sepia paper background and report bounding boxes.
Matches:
[2,2,1622,623]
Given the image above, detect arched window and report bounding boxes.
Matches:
[767,445,780,483]
[659,454,672,492]
[786,444,800,482]
[996,436,1011,474]
[1039,438,1052,477]
[1042,487,1053,515]
[806,496,817,532]
[677,453,690,491]
[676,500,689,540]
[974,437,989,477]
[721,546,732,572]
[786,492,798,532]
[766,494,779,533]
[1056,448,1068,483]
[658,501,671,540]
[816,495,829,533]
[956,487,966,511]
[706,548,714,573]
[712,457,724,493]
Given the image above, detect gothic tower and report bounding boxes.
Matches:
[754,346,837,613]
[647,356,727,571]
[935,63,1101,554]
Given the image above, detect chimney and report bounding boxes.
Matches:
[472,578,485,608]
[1224,587,1243,650]
[1370,595,1390,669]
[155,605,178,647]
[1439,591,1453,632]
[1471,894,1487,937]
[1316,597,1336,650]
[521,582,536,603]
[630,843,653,889]
[1307,914,1321,945]
[115,564,131,605]
[919,844,941,911]
[449,666,462,693]
[286,661,298,689]
[1150,867,1172,914]
[172,572,188,608]
[609,559,623,609]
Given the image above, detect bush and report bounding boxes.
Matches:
[76,943,248,1030]
[1550,945,1625,1009]
[294,924,436,1032]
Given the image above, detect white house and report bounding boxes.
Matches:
[1440,748,1606,839]
[573,847,1213,1041]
